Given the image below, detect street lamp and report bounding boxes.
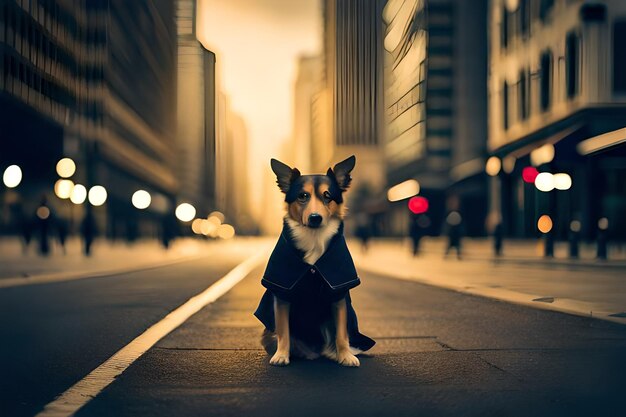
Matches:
[530,144,555,166]
[175,203,196,222]
[217,224,235,239]
[485,157,501,177]
[534,172,555,192]
[54,179,74,199]
[537,214,554,257]
[70,184,87,205]
[2,165,22,188]
[56,158,76,178]
[553,173,572,190]
[132,190,151,209]
[88,185,107,206]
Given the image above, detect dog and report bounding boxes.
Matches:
[253,155,375,367]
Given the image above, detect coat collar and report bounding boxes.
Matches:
[261,220,360,296]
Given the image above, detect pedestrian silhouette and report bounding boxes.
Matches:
[9,200,32,254]
[161,212,178,249]
[354,213,372,253]
[125,215,139,243]
[444,211,463,260]
[409,214,425,256]
[597,218,609,260]
[34,196,54,256]
[493,222,503,257]
[80,211,97,256]
[568,220,581,259]
[57,217,69,255]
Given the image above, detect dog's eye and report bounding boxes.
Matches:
[297,192,310,202]
[323,191,332,202]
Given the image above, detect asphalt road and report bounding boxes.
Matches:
[2,242,626,417]
[0,244,253,417]
[81,260,626,416]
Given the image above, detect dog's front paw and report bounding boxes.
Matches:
[337,351,360,367]
[270,351,290,366]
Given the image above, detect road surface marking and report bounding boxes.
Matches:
[35,251,266,417]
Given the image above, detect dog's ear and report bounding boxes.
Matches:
[327,155,356,191]
[270,158,301,194]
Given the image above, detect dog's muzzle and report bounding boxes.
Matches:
[307,213,323,228]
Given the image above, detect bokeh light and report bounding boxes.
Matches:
[502,156,516,174]
[3,165,22,188]
[132,190,151,209]
[217,224,235,239]
[522,166,539,183]
[70,184,87,204]
[408,196,429,214]
[537,215,553,233]
[553,173,572,190]
[201,219,216,236]
[88,185,107,206]
[56,158,76,178]
[175,203,196,222]
[191,218,203,235]
[505,0,520,12]
[446,211,462,226]
[598,217,609,230]
[534,172,555,192]
[208,211,225,223]
[54,179,74,199]
[36,206,50,220]
[207,214,222,226]
[570,220,581,233]
[485,156,501,176]
[387,179,420,202]
[530,143,555,166]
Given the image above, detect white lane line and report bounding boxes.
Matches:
[36,251,266,417]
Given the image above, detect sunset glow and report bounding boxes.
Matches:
[197,0,321,221]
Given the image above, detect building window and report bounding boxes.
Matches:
[519,0,530,38]
[503,81,509,130]
[613,21,626,93]
[518,69,529,120]
[540,50,552,111]
[501,6,509,49]
[539,0,554,22]
[566,32,579,99]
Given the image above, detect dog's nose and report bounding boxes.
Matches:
[308,213,323,228]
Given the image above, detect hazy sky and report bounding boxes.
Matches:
[197,0,321,221]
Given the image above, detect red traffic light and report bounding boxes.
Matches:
[522,166,539,183]
[408,196,429,214]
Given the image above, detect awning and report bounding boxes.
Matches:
[499,123,585,159]
[577,126,626,155]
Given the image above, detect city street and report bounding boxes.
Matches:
[1,238,625,417]
[3,0,626,416]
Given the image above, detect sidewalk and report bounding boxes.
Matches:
[350,237,626,325]
[0,236,214,288]
[1,234,624,324]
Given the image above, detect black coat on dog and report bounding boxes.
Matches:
[254,221,375,355]
[261,220,360,299]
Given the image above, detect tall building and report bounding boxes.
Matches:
[1,0,178,240]
[291,55,323,174]
[176,0,216,218]
[488,0,626,240]
[215,91,251,233]
[383,0,488,236]
[317,0,386,195]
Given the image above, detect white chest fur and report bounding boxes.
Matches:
[285,217,340,265]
